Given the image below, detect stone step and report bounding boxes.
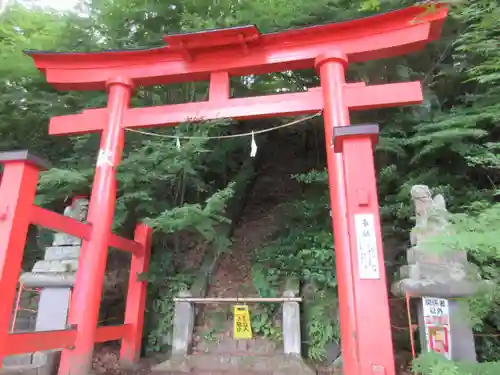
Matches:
[193,337,280,356]
[399,262,470,281]
[3,350,61,375]
[161,372,272,375]
[43,246,80,261]
[2,354,33,367]
[406,248,468,265]
[19,272,75,288]
[152,354,315,375]
[31,259,78,273]
[0,364,40,375]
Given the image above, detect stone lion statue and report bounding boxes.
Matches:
[53,196,89,246]
[410,185,449,247]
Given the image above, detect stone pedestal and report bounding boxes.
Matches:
[21,244,79,334]
[416,299,476,362]
[35,288,71,331]
[391,185,487,362]
[171,290,195,356]
[283,290,301,357]
[158,277,314,375]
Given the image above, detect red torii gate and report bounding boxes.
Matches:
[0,4,448,375]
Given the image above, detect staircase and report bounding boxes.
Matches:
[152,134,316,375]
[153,336,312,375]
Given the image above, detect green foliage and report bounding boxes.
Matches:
[251,170,337,360]
[144,248,194,353]
[413,352,500,375]
[142,179,236,351]
[303,290,339,361]
[426,204,500,261]
[250,305,282,341]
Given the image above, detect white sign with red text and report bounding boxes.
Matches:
[422,297,452,360]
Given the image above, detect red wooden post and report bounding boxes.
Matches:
[317,51,395,375]
[60,77,133,375]
[0,151,50,364]
[316,52,360,375]
[120,223,152,366]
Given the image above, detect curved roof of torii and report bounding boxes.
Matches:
[25,3,448,90]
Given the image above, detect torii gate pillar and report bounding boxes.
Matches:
[58,77,134,375]
[318,51,393,375]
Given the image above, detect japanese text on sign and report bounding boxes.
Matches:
[353,214,380,279]
[233,305,253,340]
[422,297,451,359]
[422,297,450,325]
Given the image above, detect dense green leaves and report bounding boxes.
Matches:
[251,171,337,360]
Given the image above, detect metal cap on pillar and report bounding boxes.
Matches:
[0,150,51,170]
[332,123,380,153]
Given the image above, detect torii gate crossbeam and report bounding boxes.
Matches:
[20,4,447,375]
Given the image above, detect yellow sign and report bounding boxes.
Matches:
[233,305,253,339]
[434,330,443,341]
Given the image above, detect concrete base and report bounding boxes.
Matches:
[35,288,71,331]
[19,273,75,288]
[4,285,70,375]
[3,354,33,367]
[170,291,195,356]
[31,260,78,274]
[392,278,482,362]
[391,278,493,298]
[43,246,80,261]
[1,364,41,375]
[2,351,60,375]
[194,337,281,355]
[151,354,315,375]
[282,289,301,356]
